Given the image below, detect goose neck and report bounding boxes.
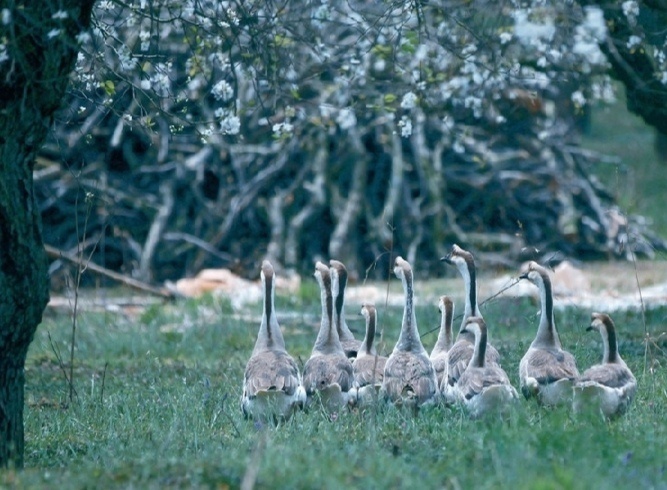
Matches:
[314,280,339,353]
[396,272,425,354]
[533,275,561,348]
[470,327,487,368]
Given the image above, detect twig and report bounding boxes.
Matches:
[240,433,267,490]
[45,244,175,298]
[100,362,108,404]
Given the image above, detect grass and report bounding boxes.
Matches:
[3,281,667,489]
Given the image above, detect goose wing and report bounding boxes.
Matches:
[446,339,474,385]
[578,364,635,390]
[383,351,437,403]
[522,347,579,384]
[457,366,511,400]
[353,355,386,387]
[302,354,354,395]
[244,350,301,397]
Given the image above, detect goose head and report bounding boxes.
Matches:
[314,261,332,295]
[329,260,347,300]
[519,261,549,287]
[393,256,412,280]
[588,312,612,334]
[440,244,474,273]
[438,295,453,315]
[460,316,487,339]
[360,302,376,321]
[261,259,274,285]
[588,312,619,364]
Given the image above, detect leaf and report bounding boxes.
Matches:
[102,80,115,96]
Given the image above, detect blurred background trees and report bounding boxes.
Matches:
[32,0,667,285]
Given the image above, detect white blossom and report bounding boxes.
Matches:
[622,1,639,19]
[398,115,412,138]
[76,31,91,44]
[1,8,11,25]
[211,80,234,101]
[400,91,418,109]
[499,32,512,45]
[627,35,642,50]
[571,90,586,107]
[336,108,357,130]
[47,29,62,39]
[220,114,241,135]
[0,44,8,64]
[272,121,294,138]
[52,10,69,20]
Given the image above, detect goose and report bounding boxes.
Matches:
[519,261,579,406]
[330,260,362,359]
[302,261,354,413]
[453,317,518,418]
[380,256,438,408]
[241,260,306,421]
[573,312,637,418]
[440,244,501,386]
[349,303,388,407]
[430,296,454,391]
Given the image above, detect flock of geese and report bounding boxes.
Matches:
[241,245,637,421]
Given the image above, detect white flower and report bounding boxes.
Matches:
[336,108,356,130]
[571,90,586,107]
[398,115,412,138]
[622,1,639,18]
[220,115,241,135]
[1,8,11,25]
[627,35,642,50]
[76,31,91,44]
[499,32,512,45]
[0,45,8,64]
[400,91,418,110]
[47,29,61,39]
[51,10,68,20]
[272,121,294,138]
[211,80,234,101]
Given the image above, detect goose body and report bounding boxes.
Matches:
[381,257,438,408]
[519,261,579,406]
[302,262,354,413]
[441,245,501,387]
[241,260,306,421]
[349,303,388,406]
[453,317,518,418]
[330,260,362,359]
[430,296,456,403]
[573,313,636,418]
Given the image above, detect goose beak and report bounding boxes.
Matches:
[518,271,529,280]
[586,326,595,332]
[440,253,453,265]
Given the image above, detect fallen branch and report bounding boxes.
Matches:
[45,244,176,299]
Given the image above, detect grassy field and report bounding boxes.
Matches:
[3,280,666,489]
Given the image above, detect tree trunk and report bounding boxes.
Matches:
[0,0,96,468]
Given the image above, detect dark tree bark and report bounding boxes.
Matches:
[0,0,96,468]
[586,1,667,135]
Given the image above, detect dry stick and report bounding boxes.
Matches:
[241,433,268,490]
[47,331,78,401]
[420,276,524,338]
[44,244,175,298]
[100,362,108,404]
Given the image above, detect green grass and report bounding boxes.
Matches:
[4,286,667,489]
